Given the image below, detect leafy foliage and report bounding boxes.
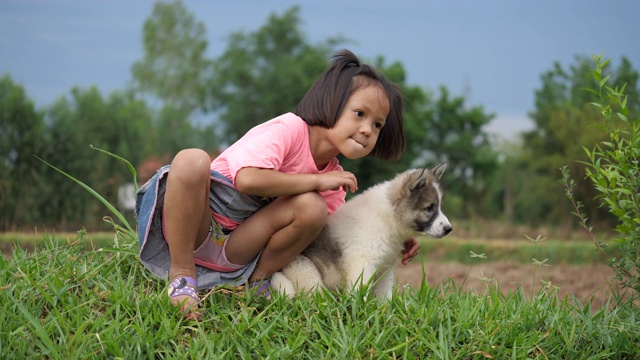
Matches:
[12,2,640,232]
[511,55,639,226]
[207,6,342,142]
[562,54,640,299]
[40,87,152,230]
[131,0,218,155]
[342,59,498,208]
[131,0,211,113]
[0,76,45,229]
[417,86,497,217]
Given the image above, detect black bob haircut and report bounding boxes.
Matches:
[294,49,405,161]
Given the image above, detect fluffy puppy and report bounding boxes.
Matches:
[271,163,452,298]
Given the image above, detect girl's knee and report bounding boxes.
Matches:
[173,149,211,167]
[292,192,327,229]
[169,149,211,184]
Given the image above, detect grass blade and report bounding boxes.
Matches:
[89,144,139,193]
[35,155,134,234]
[11,294,61,357]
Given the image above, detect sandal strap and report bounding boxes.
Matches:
[248,279,272,300]
[168,276,199,302]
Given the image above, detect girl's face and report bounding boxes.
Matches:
[327,85,390,159]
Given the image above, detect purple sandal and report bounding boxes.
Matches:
[168,276,200,305]
[248,279,272,300]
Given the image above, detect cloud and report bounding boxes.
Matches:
[486,113,534,139]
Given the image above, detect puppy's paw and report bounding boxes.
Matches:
[271,272,296,298]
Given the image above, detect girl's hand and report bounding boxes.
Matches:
[401,238,420,265]
[316,171,358,193]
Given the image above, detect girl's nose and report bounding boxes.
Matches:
[359,123,372,135]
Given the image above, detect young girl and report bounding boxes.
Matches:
[135,49,416,319]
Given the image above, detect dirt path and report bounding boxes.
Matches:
[395,261,620,310]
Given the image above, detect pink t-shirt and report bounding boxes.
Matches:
[211,112,346,224]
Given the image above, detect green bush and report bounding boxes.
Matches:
[562,54,640,300]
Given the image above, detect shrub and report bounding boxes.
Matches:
[561,54,640,301]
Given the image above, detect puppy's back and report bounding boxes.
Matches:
[302,180,397,288]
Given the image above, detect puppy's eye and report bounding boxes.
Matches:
[425,204,435,212]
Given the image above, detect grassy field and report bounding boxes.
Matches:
[0,229,623,265]
[1,230,639,358]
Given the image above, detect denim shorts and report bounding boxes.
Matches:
[135,165,269,289]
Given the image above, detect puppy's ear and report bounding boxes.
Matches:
[409,169,428,192]
[432,163,447,180]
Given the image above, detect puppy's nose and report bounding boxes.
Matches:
[443,225,453,235]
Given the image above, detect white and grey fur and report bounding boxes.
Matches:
[271,163,452,299]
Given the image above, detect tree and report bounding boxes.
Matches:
[132,0,219,158]
[41,87,153,229]
[131,3,497,218]
[417,86,497,217]
[151,104,218,156]
[131,0,211,113]
[341,57,498,215]
[0,75,46,230]
[208,6,344,142]
[516,55,639,226]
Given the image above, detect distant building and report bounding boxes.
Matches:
[118,183,136,213]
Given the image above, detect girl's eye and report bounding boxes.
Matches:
[355,110,364,118]
[374,122,383,129]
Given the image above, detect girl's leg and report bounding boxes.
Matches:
[163,149,212,315]
[225,191,327,282]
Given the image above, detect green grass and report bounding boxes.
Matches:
[9,148,632,358]
[1,231,639,359]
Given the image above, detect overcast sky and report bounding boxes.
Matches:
[2,0,639,139]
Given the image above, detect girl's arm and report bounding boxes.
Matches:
[235,167,358,198]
